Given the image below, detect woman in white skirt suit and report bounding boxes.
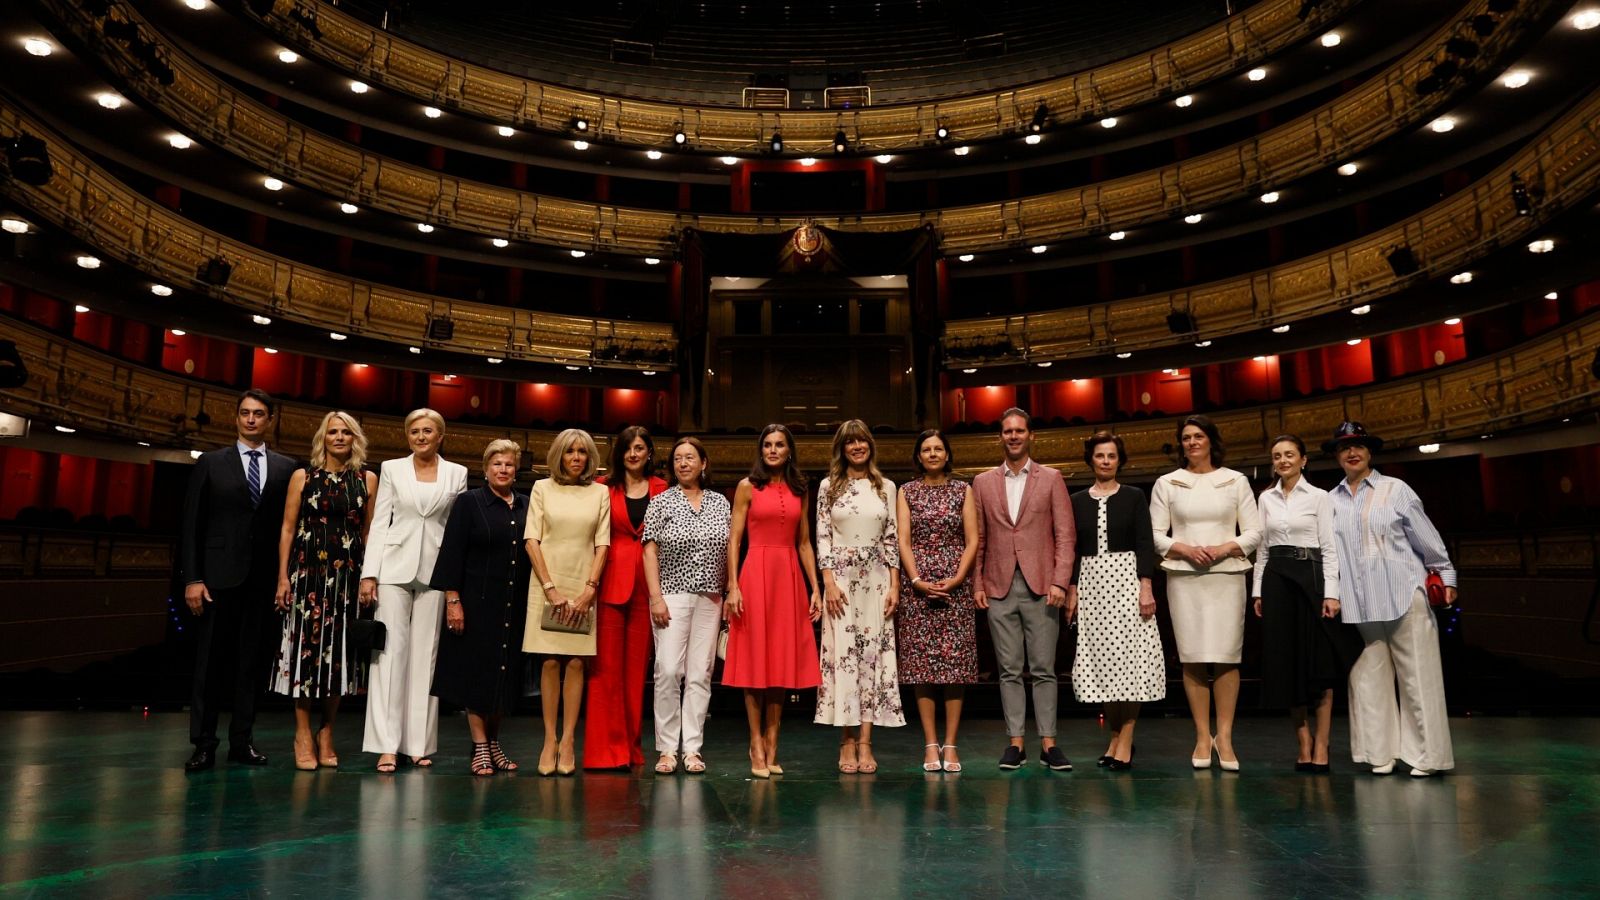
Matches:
[1150,415,1261,770]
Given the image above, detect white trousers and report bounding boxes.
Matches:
[363,581,443,757]
[652,592,722,756]
[1348,589,1454,772]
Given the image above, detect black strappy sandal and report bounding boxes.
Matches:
[470,742,494,777]
[488,740,519,772]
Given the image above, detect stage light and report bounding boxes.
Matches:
[1116,352,1132,359]
[1528,239,1554,253]
[769,132,783,153]
[1030,244,1047,254]
[74,304,90,313]
[962,368,977,374]
[570,249,586,258]
[646,150,663,160]
[23,38,53,56]
[720,156,739,165]
[1024,134,1042,145]
[76,255,100,269]
[1450,271,1473,284]
[1167,312,1197,334]
[1247,68,1267,81]
[169,329,186,336]
[492,238,509,248]
[799,157,817,167]
[573,140,589,150]
[1109,231,1126,241]
[1099,117,1118,129]
[1575,10,1600,30]
[198,257,231,286]
[416,223,434,233]
[874,154,893,164]
[935,124,950,141]
[1472,14,1496,36]
[1260,191,1280,203]
[151,284,173,296]
[1195,340,1212,348]
[1501,70,1531,89]
[1430,117,1456,133]
[1445,38,1480,59]
[1418,443,1441,454]
[95,92,124,110]
[1346,339,1362,346]
[349,80,369,94]
[645,257,661,265]
[1386,246,1419,276]
[833,130,848,154]
[1444,317,1462,325]
[167,134,194,149]
[497,125,515,137]
[673,129,687,146]
[262,177,284,191]
[329,332,348,341]
[409,346,422,354]
[573,117,589,132]
[486,357,503,364]
[423,106,442,119]
[252,314,272,325]
[1545,292,1558,300]
[1338,162,1359,176]
[1174,94,1194,108]
[1184,213,1204,224]
[1,219,27,234]
[1272,324,1291,333]
[340,202,358,214]
[277,49,298,63]
[953,146,970,156]
[1351,304,1372,315]
[1029,102,1048,133]
[958,254,975,262]
[1320,31,1342,47]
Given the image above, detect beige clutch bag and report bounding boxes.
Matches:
[540,602,594,635]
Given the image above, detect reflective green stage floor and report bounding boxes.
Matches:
[2,711,1598,898]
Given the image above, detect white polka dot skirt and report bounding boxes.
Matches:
[1072,549,1166,703]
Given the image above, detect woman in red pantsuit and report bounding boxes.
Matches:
[585,426,667,769]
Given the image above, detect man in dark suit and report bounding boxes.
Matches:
[179,388,297,771]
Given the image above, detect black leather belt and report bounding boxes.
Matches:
[1267,546,1321,561]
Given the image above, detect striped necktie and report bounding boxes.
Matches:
[246,450,262,507]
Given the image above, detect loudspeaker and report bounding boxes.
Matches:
[1166,312,1197,334]
[1385,246,1419,277]
[4,135,51,186]
[197,256,232,286]
[427,317,455,341]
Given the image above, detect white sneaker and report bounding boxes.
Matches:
[1371,761,1396,775]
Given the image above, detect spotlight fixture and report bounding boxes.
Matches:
[1184,213,1204,224]
[769,131,783,153]
[197,256,232,286]
[497,125,516,137]
[1351,304,1372,315]
[1099,117,1118,129]
[1108,231,1126,241]
[329,332,348,341]
[1030,244,1047,254]
[1024,134,1042,145]
[1430,117,1456,133]
[349,80,369,94]
[1527,238,1554,254]
[874,154,893,164]
[1174,94,1194,108]
[1272,324,1292,333]
[953,146,970,156]
[1450,271,1473,284]
[251,314,272,325]
[1510,172,1532,215]
[339,202,358,214]
[646,149,663,160]
[167,134,193,149]
[1320,31,1342,47]
[1444,317,1462,325]
[573,140,589,150]
[95,92,124,110]
[1575,10,1600,30]
[150,283,173,296]
[1338,162,1359,176]
[573,116,589,132]
[416,223,434,233]
[1116,352,1132,359]
[76,255,101,269]
[1445,37,1480,59]
[672,128,687,146]
[1385,245,1419,276]
[1247,68,1267,82]
[23,38,54,56]
[423,106,442,119]
[262,177,284,191]
[1472,13,1496,35]
[277,49,298,63]
[1166,312,1197,334]
[833,129,848,154]
[1415,74,1444,96]
[645,257,661,265]
[934,123,950,141]
[492,238,509,248]
[720,156,739,165]
[957,254,975,262]
[1418,443,1442,454]
[1501,70,1531,89]
[1259,191,1281,203]
[1029,102,1048,133]
[1,218,27,234]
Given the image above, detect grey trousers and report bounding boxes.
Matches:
[987,569,1060,738]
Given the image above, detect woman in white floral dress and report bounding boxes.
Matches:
[815,419,904,774]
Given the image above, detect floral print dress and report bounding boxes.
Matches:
[814,476,905,728]
[896,480,978,684]
[271,466,368,698]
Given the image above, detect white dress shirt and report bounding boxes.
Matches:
[1252,476,1340,598]
[1003,458,1032,523]
[236,440,268,490]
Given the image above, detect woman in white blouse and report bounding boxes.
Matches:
[1251,434,1359,773]
[358,408,468,772]
[1150,415,1261,771]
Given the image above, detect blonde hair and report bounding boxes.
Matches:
[481,438,521,474]
[546,428,599,485]
[308,410,368,472]
[404,407,446,443]
[824,418,886,509]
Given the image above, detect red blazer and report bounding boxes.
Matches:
[596,475,668,605]
[972,461,1075,598]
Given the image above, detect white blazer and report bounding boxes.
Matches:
[362,455,469,586]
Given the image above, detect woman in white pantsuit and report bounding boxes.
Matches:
[1150,415,1261,771]
[1325,422,1456,777]
[359,409,468,772]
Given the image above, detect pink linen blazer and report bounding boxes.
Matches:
[972,461,1076,598]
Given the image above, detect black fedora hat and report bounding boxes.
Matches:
[1323,421,1385,454]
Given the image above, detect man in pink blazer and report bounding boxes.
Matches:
[973,408,1076,771]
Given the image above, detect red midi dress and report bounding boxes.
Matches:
[722,483,821,689]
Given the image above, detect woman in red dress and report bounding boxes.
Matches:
[586,426,667,769]
[724,424,822,778]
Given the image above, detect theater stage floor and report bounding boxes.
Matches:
[2,711,1597,898]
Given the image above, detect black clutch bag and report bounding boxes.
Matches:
[539,603,594,636]
[351,618,387,654]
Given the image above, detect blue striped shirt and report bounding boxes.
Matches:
[1329,470,1456,624]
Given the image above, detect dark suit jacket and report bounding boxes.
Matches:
[180,444,297,593]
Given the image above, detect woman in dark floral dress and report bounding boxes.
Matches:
[895,429,979,774]
[272,411,378,771]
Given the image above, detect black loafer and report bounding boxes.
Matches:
[184,747,216,772]
[227,745,270,766]
[997,745,1025,770]
[1041,746,1073,771]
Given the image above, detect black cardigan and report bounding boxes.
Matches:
[1069,485,1157,583]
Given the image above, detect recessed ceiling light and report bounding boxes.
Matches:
[1108,231,1126,241]
[497,125,516,137]
[1023,134,1042,145]
[76,255,100,269]
[1116,352,1132,359]
[151,284,173,296]
[874,154,893,164]
[55,425,77,433]
[23,38,53,57]
[1351,304,1372,315]
[262,177,284,191]
[277,49,298,63]
[1099,117,1118,129]
[1162,368,1180,376]
[408,346,422,354]
[646,149,663,160]
[492,238,509,248]
[349,80,369,94]
[1444,317,1461,325]
[339,202,359,214]
[353,363,368,369]
[1337,162,1359,176]
[1320,32,1342,47]
[1450,271,1473,284]
[1030,244,1047,254]
[1545,291,1558,300]
[95,92,124,110]
[720,156,739,165]
[1036,361,1053,368]
[565,365,581,371]
[1174,94,1193,108]
[1184,213,1204,224]
[1418,443,1441,454]
[252,314,272,325]
[642,370,657,376]
[570,249,587,258]
[137,441,151,447]
[1,218,27,234]
[573,140,589,150]
[799,157,817,166]
[184,0,209,9]
[645,257,661,265]
[961,367,977,374]
[486,357,503,364]
[263,347,278,354]
[167,134,194,149]
[1527,238,1554,254]
[416,223,434,233]
[1346,338,1362,346]
[953,146,970,156]
[1430,117,1456,133]
[1272,324,1291,333]
[329,331,348,341]
[1501,70,1532,89]
[1573,9,1600,30]
[169,329,186,336]
[423,106,442,119]
[1247,68,1267,82]
[1195,340,1212,348]
[958,254,975,262]
[1259,191,1280,203]
[74,304,90,313]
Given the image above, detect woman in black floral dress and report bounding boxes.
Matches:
[272,411,378,771]
[894,429,979,773]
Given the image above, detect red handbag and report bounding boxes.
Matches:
[1425,569,1449,607]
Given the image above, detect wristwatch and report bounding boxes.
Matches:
[542,581,556,591]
